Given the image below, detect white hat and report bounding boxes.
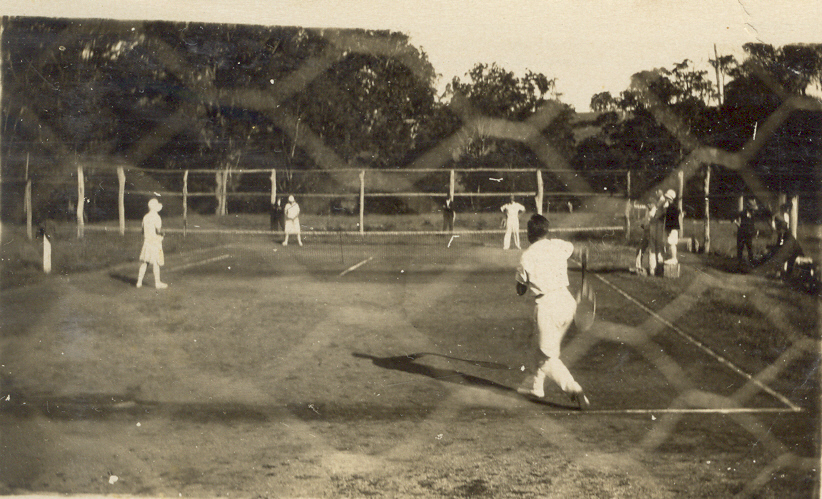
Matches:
[148,198,163,211]
[664,189,676,200]
[288,195,295,203]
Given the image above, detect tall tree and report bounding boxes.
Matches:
[440,63,575,208]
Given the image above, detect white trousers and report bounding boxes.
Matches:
[523,289,582,394]
[503,225,520,249]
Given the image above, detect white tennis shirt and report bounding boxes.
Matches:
[516,238,574,296]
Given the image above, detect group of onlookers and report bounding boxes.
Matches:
[735,198,804,279]
[631,189,682,276]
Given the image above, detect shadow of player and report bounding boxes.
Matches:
[352,352,569,409]
[109,272,138,286]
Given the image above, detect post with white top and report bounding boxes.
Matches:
[359,170,365,234]
[183,170,189,235]
[677,170,684,236]
[42,230,52,274]
[449,169,455,204]
[703,164,710,253]
[535,170,544,215]
[77,164,85,239]
[117,166,125,236]
[25,153,32,240]
[271,168,277,206]
[790,195,798,239]
[624,200,631,241]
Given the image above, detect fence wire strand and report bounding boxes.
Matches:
[1,19,820,498]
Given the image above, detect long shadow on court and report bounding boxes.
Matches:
[109,272,138,286]
[352,352,570,409]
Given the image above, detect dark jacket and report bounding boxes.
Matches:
[663,204,680,232]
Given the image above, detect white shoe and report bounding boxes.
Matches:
[516,379,545,398]
[155,282,168,289]
[136,282,143,288]
[282,241,288,246]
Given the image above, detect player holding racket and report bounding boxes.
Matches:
[515,214,590,409]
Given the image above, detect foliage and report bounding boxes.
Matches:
[439,63,575,209]
[582,45,822,221]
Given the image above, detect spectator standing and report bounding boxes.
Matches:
[501,196,526,250]
[631,191,665,276]
[735,198,759,269]
[282,195,303,246]
[660,189,681,264]
[442,198,456,234]
[270,197,284,232]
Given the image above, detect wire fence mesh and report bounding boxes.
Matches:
[0,17,819,498]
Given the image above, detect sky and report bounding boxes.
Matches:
[2,0,820,110]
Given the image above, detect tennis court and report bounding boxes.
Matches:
[2,227,816,497]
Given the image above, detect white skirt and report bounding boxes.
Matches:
[139,238,164,266]
[285,218,300,234]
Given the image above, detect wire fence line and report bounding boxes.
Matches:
[2,20,820,497]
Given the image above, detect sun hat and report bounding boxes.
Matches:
[664,189,676,200]
[148,198,163,211]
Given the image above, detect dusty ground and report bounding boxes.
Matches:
[1,234,819,498]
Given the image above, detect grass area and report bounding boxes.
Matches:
[2,212,818,291]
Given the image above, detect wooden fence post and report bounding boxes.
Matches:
[703,164,711,253]
[271,168,277,206]
[43,233,52,274]
[790,195,798,239]
[677,170,684,236]
[215,170,228,216]
[626,170,631,200]
[449,169,455,203]
[25,154,32,240]
[535,170,544,215]
[624,200,631,240]
[117,166,125,236]
[183,170,189,235]
[77,164,85,239]
[359,170,365,234]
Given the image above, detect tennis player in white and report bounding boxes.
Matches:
[501,196,526,249]
[136,198,167,289]
[516,214,589,409]
[282,195,303,246]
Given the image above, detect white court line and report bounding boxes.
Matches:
[166,254,230,272]
[106,243,236,273]
[590,268,803,413]
[340,257,373,277]
[537,407,799,415]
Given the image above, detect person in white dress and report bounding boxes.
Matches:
[282,195,303,246]
[137,198,168,289]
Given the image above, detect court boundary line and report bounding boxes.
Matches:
[166,254,231,273]
[588,265,803,413]
[340,257,373,276]
[532,407,800,415]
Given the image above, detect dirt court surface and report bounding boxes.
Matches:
[1,236,819,498]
